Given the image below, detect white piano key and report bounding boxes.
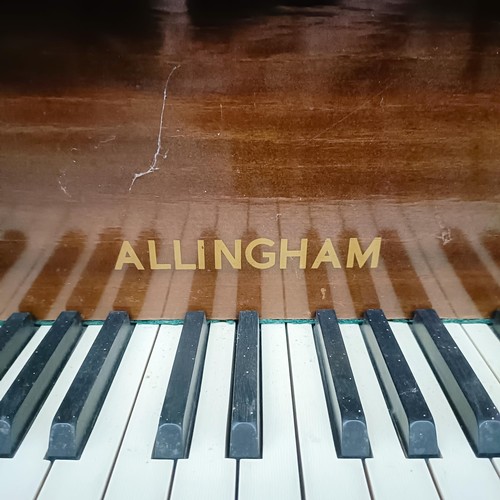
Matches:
[447,323,500,476]
[238,324,301,500]
[391,322,500,499]
[341,324,439,500]
[37,324,158,500]
[444,323,500,412]
[170,322,236,500]
[0,325,98,499]
[463,323,500,475]
[0,325,49,396]
[461,323,500,383]
[287,323,370,500]
[0,312,36,379]
[104,325,181,500]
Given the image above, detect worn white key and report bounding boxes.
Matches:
[170,322,236,500]
[448,323,500,478]
[104,325,181,500]
[341,324,439,500]
[37,325,158,500]
[238,323,301,500]
[0,325,98,499]
[462,323,500,383]
[446,323,500,413]
[0,325,49,396]
[287,323,370,500]
[391,322,500,499]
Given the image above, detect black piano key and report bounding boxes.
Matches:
[228,310,261,459]
[493,310,500,338]
[0,312,36,379]
[413,309,500,456]
[46,311,133,459]
[153,311,208,459]
[362,309,439,458]
[314,309,370,458]
[0,311,83,457]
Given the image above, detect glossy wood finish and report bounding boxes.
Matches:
[0,0,499,319]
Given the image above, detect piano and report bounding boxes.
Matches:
[1,0,499,498]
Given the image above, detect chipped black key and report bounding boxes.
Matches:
[413,309,500,456]
[46,311,133,459]
[0,312,35,379]
[153,311,208,459]
[362,309,438,457]
[0,311,83,457]
[228,311,261,459]
[314,309,370,458]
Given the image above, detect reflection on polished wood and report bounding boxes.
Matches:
[483,231,500,269]
[380,229,432,316]
[19,231,86,318]
[0,230,26,282]
[237,229,263,313]
[338,230,380,316]
[187,228,219,317]
[66,228,123,317]
[442,228,500,317]
[113,229,158,318]
[0,0,499,319]
[304,228,334,313]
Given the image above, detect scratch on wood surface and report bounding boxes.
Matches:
[129,65,180,191]
[309,85,390,140]
[58,177,72,198]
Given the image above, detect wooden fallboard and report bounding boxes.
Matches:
[0,0,499,320]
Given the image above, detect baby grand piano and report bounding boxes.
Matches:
[0,0,499,498]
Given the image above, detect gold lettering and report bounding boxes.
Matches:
[214,240,242,269]
[148,240,171,270]
[197,240,206,270]
[280,238,308,269]
[346,237,381,268]
[114,241,145,270]
[173,240,197,270]
[245,238,275,269]
[311,238,342,269]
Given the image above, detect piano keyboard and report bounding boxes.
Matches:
[0,309,499,500]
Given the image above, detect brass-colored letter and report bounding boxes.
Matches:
[245,238,275,269]
[311,238,342,269]
[280,238,308,269]
[197,240,206,270]
[115,241,145,270]
[148,240,171,270]
[173,240,197,270]
[214,240,242,270]
[346,237,381,268]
